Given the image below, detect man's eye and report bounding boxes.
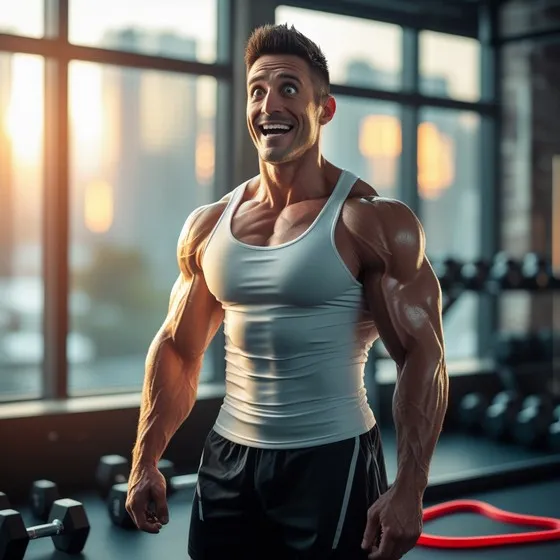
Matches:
[284,85,297,95]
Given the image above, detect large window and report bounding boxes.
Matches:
[67,62,219,395]
[0,2,495,403]
[0,1,226,402]
[0,53,44,400]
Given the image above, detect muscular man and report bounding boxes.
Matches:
[126,23,449,560]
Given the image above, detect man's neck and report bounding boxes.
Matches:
[256,154,338,208]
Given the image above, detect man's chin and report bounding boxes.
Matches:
[258,147,296,165]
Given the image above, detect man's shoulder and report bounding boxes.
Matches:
[345,180,420,234]
[177,188,238,249]
[343,180,425,270]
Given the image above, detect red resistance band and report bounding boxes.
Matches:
[417,500,560,548]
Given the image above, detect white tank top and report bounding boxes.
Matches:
[201,170,377,449]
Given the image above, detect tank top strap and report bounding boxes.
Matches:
[317,169,360,229]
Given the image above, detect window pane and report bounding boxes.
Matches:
[419,108,481,359]
[68,62,219,395]
[69,0,218,63]
[322,97,400,198]
[276,6,402,90]
[0,1,44,37]
[0,53,44,401]
[419,31,480,102]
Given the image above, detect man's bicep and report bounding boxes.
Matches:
[163,270,224,361]
[363,259,444,368]
[161,204,225,360]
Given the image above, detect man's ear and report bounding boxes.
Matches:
[319,95,336,125]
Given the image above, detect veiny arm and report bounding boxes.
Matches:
[358,197,449,494]
[130,203,225,471]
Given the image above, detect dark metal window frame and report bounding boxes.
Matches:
[0,0,500,404]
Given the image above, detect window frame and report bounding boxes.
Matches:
[0,0,500,405]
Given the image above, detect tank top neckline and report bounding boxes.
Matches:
[226,170,352,251]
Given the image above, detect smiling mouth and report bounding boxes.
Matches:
[258,124,294,137]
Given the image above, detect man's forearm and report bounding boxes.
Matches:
[392,343,448,493]
[131,335,202,470]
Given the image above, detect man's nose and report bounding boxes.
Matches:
[262,90,283,115]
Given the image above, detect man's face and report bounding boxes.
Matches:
[246,54,335,164]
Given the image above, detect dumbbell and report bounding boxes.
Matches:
[511,394,555,448]
[0,499,90,560]
[488,253,524,290]
[520,253,552,291]
[29,480,61,521]
[460,259,490,291]
[548,406,560,452]
[483,391,523,441]
[96,455,130,499]
[458,392,490,432]
[107,463,197,529]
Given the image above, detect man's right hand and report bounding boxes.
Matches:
[125,464,170,533]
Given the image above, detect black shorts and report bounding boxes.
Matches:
[188,424,389,560]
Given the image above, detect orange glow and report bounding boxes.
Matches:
[196,132,215,184]
[359,115,402,158]
[85,179,113,233]
[5,55,43,165]
[417,122,454,199]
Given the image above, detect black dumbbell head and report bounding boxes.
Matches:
[0,493,11,511]
[30,480,60,521]
[459,393,489,431]
[0,509,29,560]
[96,455,129,498]
[513,405,554,447]
[483,391,522,440]
[48,499,90,554]
[490,255,523,288]
[520,394,553,412]
[107,484,135,529]
[521,253,551,290]
[460,259,490,290]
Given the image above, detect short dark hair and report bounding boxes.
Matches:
[244,23,330,98]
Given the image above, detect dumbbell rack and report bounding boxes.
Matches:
[364,253,560,415]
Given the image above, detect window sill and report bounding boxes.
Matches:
[0,382,226,420]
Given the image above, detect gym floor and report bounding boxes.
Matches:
[9,429,560,559]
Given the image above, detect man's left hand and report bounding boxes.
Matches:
[361,484,423,559]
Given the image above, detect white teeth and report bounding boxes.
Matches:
[262,124,290,130]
